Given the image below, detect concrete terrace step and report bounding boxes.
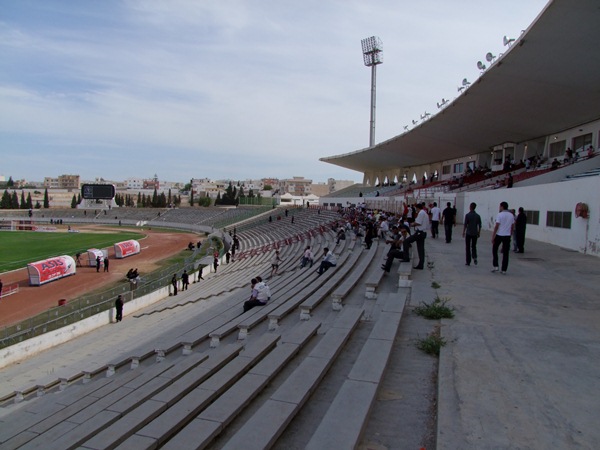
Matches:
[220,306,365,450]
[305,291,407,450]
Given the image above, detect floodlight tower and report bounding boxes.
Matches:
[361,36,383,148]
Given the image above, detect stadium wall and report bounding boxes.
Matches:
[0,286,169,369]
[464,176,600,257]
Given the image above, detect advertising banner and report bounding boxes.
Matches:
[114,240,141,258]
[27,255,76,286]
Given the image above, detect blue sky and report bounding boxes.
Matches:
[0,0,548,184]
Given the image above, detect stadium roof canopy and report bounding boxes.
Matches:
[320,0,600,174]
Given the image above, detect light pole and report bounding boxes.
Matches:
[361,36,383,148]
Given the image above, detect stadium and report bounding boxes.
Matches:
[0,1,599,448]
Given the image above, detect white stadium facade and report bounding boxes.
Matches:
[320,0,600,257]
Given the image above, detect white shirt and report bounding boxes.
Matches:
[323,251,337,265]
[414,209,430,231]
[495,210,515,236]
[430,206,441,221]
[255,281,271,302]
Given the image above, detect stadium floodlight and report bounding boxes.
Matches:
[361,36,383,147]
[477,60,487,72]
[437,98,449,109]
[486,52,496,63]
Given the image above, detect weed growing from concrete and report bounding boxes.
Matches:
[417,327,446,356]
[414,295,454,320]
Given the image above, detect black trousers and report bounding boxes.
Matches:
[403,231,426,268]
[431,221,439,238]
[383,249,405,272]
[492,235,511,271]
[465,234,478,265]
[444,223,453,243]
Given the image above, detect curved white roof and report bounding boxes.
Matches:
[321,0,600,173]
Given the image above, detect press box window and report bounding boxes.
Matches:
[525,210,539,225]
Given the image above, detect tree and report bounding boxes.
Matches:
[198,196,211,207]
[137,192,142,207]
[26,192,33,209]
[20,191,27,209]
[43,188,49,208]
[263,184,272,190]
[35,200,41,209]
[152,188,158,207]
[168,189,172,207]
[189,189,194,207]
[71,194,78,208]
[12,191,19,209]
[77,193,81,205]
[1,190,10,208]
[215,192,222,205]
[7,176,14,187]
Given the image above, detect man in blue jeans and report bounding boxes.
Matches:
[491,201,515,274]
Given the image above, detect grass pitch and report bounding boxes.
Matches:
[0,230,144,273]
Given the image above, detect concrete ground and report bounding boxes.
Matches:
[430,229,600,449]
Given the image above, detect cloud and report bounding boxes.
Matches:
[0,0,548,183]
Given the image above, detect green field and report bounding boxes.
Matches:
[0,230,144,273]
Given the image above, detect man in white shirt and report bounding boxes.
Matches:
[316,247,337,276]
[491,201,515,274]
[430,202,441,239]
[402,202,430,270]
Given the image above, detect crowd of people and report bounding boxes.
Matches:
[330,199,526,275]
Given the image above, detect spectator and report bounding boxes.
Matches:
[270,250,282,277]
[243,278,270,312]
[441,202,456,243]
[300,246,314,268]
[381,226,409,272]
[403,202,429,270]
[316,247,337,276]
[114,295,123,322]
[463,202,482,266]
[181,270,189,290]
[491,201,515,274]
[515,207,527,253]
[171,274,178,296]
[430,202,441,239]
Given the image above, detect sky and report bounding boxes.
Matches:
[0,0,548,185]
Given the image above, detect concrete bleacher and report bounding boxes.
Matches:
[0,209,415,449]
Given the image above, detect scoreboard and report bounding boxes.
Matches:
[81,184,116,200]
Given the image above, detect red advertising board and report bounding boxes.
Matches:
[27,255,76,286]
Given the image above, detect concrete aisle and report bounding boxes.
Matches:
[429,230,600,449]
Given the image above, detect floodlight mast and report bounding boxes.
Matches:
[361,36,383,148]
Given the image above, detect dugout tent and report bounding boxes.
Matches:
[27,255,76,286]
[86,248,105,267]
[114,240,141,259]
